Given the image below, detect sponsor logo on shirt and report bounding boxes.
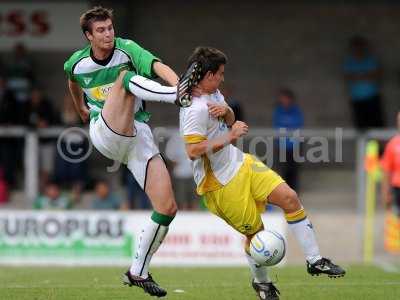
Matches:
[88,83,114,101]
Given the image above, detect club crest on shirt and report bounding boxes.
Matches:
[218,117,227,131]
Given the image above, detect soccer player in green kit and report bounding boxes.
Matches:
[64,7,200,297]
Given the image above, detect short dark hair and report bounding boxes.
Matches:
[80,6,113,34]
[188,47,227,81]
[278,88,295,100]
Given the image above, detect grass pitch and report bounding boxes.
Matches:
[0,265,399,300]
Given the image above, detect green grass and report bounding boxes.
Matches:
[0,265,399,300]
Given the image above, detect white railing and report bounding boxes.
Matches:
[0,126,397,215]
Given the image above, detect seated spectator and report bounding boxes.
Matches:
[34,181,72,210]
[91,180,121,210]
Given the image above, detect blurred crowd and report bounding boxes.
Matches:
[0,35,391,210]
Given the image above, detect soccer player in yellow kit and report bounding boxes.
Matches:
[179,47,345,300]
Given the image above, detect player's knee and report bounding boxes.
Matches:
[163,200,178,216]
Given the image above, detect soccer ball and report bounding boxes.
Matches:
[249,230,286,266]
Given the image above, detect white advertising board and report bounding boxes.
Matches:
[0,211,286,266]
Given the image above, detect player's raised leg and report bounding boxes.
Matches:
[267,183,345,278]
[101,71,136,136]
[124,156,177,297]
[122,61,202,107]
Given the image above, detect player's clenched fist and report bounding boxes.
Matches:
[230,121,248,141]
[207,102,229,118]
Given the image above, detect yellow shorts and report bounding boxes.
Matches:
[204,154,284,236]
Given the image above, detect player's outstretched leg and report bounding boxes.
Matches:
[268,183,346,278]
[122,62,201,107]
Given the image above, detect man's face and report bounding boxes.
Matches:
[205,64,225,92]
[86,19,115,51]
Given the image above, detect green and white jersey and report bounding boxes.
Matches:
[64,37,158,122]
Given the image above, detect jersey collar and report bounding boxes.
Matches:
[90,44,115,66]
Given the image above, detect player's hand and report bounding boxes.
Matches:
[207,103,228,118]
[230,121,248,141]
[79,106,90,123]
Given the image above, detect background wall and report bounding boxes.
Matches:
[4,1,400,127]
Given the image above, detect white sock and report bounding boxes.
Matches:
[129,218,169,278]
[128,75,177,104]
[246,253,271,283]
[288,217,322,264]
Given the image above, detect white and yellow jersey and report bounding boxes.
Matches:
[179,90,244,195]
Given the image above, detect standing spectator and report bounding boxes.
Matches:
[5,43,35,107]
[344,35,384,129]
[34,181,72,210]
[273,88,304,191]
[0,76,22,187]
[54,93,89,203]
[381,112,400,216]
[24,87,60,190]
[381,112,400,253]
[220,85,244,121]
[91,180,121,210]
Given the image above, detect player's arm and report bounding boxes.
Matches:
[207,102,235,126]
[152,61,179,86]
[67,79,90,123]
[185,121,248,160]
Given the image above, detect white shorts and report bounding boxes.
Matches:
[89,114,160,189]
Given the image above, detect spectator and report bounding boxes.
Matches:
[5,43,35,105]
[34,181,72,210]
[54,93,88,202]
[273,88,304,191]
[220,85,244,121]
[24,87,59,128]
[381,112,400,253]
[24,87,60,189]
[344,35,384,129]
[91,180,121,210]
[381,112,400,216]
[0,76,23,187]
[165,133,198,210]
[0,76,20,124]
